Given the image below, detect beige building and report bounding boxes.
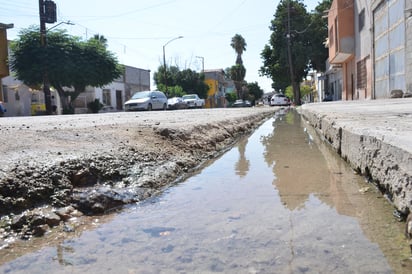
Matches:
[327,0,411,100]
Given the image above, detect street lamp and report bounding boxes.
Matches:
[163,36,183,94]
[47,20,74,32]
[196,56,204,72]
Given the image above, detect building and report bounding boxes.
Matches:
[326,0,411,100]
[73,66,150,114]
[203,69,231,108]
[1,65,150,116]
[327,0,355,101]
[372,0,409,97]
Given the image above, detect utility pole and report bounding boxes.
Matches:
[286,0,300,105]
[39,0,56,115]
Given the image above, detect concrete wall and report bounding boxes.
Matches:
[354,0,373,99]
[406,0,412,93]
[124,66,150,100]
[372,0,406,98]
[300,100,412,214]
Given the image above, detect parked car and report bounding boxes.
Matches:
[124,90,167,111]
[270,94,290,106]
[182,94,205,108]
[167,97,187,110]
[232,99,252,107]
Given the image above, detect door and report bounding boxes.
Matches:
[116,90,122,110]
[373,0,405,98]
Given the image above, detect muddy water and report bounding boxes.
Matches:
[1,109,412,273]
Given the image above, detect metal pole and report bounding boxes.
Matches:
[163,44,167,94]
[39,0,52,115]
[162,36,183,95]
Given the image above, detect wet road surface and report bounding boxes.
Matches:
[1,109,411,273]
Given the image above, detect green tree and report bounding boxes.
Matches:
[285,85,293,100]
[260,0,315,105]
[230,64,246,99]
[300,84,312,98]
[156,84,185,97]
[230,34,247,99]
[225,92,237,104]
[230,34,247,65]
[247,82,264,105]
[153,66,208,98]
[284,84,311,102]
[10,27,123,113]
[308,0,332,72]
[91,34,108,48]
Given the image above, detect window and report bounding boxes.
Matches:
[329,27,334,47]
[357,56,368,89]
[359,9,365,31]
[334,18,338,51]
[102,89,111,106]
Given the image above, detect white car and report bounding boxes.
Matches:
[124,91,167,111]
[270,94,290,106]
[182,94,205,108]
[167,97,188,110]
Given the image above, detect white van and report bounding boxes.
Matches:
[124,91,168,111]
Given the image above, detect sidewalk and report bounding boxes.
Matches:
[300,98,412,214]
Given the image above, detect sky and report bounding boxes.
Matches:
[1,0,320,93]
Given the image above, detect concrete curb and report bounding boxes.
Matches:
[300,99,412,214]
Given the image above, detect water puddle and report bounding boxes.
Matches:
[1,109,411,273]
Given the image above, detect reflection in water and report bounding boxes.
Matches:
[262,109,333,210]
[235,138,249,177]
[1,109,410,273]
[56,244,74,266]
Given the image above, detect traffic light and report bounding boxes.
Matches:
[44,0,57,24]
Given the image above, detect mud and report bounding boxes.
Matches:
[0,108,274,243]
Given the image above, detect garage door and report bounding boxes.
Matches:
[373,0,405,98]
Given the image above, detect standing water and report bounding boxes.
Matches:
[1,109,411,273]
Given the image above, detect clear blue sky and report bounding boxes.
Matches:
[1,0,320,92]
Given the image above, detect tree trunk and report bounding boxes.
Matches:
[54,85,70,111]
[292,81,301,105]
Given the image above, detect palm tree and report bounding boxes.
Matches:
[230,34,247,99]
[92,34,108,48]
[230,34,247,65]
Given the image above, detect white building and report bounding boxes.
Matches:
[0,65,150,116]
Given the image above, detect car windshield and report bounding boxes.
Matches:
[182,95,195,99]
[131,91,151,99]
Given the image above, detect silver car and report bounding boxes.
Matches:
[124,91,167,111]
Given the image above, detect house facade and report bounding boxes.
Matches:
[1,64,150,116]
[327,0,355,101]
[203,69,229,108]
[73,66,150,114]
[327,0,411,100]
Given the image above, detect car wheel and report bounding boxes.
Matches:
[147,103,152,111]
[163,103,167,110]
